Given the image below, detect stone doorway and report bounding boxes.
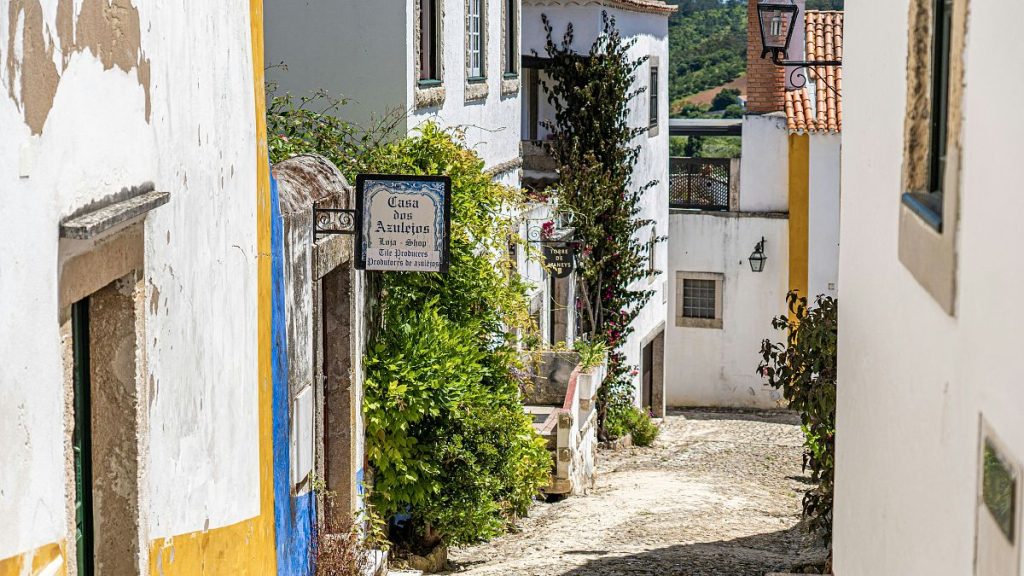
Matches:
[60,222,148,576]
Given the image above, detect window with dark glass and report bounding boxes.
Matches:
[649,65,659,129]
[903,0,953,230]
[505,0,518,76]
[419,0,440,82]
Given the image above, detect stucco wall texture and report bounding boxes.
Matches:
[0,0,273,572]
[835,0,1024,573]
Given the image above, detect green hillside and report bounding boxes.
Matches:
[668,0,747,107]
[667,0,844,112]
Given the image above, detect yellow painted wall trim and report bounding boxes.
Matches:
[0,542,66,576]
[145,2,277,573]
[789,134,810,308]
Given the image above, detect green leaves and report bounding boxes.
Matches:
[360,126,548,548]
[758,292,838,546]
[541,12,661,434]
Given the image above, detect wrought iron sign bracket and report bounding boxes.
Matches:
[313,207,359,237]
[770,53,843,99]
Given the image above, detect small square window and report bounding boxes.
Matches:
[676,272,723,329]
[682,279,715,319]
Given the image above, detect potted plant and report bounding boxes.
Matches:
[574,338,607,408]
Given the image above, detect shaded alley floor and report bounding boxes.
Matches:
[447,409,828,576]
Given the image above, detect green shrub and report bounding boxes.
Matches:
[268,93,549,548]
[759,292,838,545]
[361,124,550,547]
[605,403,659,447]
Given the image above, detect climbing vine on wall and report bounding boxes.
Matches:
[540,12,661,434]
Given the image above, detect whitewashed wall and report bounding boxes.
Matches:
[807,133,841,300]
[664,213,788,408]
[266,0,522,178]
[835,0,1024,573]
[522,3,670,401]
[0,0,260,560]
[407,0,524,174]
[739,114,790,212]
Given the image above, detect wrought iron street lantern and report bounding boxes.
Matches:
[749,237,767,273]
[757,0,842,67]
[757,0,799,61]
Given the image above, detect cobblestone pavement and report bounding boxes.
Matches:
[446,409,828,576]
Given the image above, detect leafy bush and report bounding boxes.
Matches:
[710,88,742,111]
[361,124,550,547]
[759,292,838,545]
[266,87,400,173]
[605,404,659,447]
[268,92,549,548]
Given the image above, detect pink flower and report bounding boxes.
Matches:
[541,221,555,239]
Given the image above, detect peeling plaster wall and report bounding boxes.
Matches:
[521,4,670,403]
[0,0,262,567]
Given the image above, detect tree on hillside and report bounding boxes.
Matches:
[710,88,742,111]
[806,0,844,9]
[668,1,747,105]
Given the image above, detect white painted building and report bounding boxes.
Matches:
[265,0,524,187]
[835,0,1024,574]
[0,3,354,574]
[520,0,675,414]
[664,4,842,409]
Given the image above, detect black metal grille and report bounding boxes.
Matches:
[670,157,731,211]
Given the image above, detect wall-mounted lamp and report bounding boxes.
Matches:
[757,0,842,93]
[749,237,767,273]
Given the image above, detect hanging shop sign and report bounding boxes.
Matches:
[543,243,576,278]
[356,174,451,273]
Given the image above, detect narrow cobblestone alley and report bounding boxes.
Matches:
[447,410,828,576]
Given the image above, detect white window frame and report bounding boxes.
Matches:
[675,271,724,329]
[468,0,484,79]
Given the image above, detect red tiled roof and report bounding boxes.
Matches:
[785,11,843,133]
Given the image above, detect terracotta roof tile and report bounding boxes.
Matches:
[785,10,843,134]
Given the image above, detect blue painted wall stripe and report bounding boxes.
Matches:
[270,172,316,575]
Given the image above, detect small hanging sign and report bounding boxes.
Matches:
[543,243,576,278]
[356,174,452,273]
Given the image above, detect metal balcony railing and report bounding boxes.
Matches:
[670,157,732,211]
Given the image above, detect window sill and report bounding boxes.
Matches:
[675,316,723,330]
[414,82,446,109]
[465,80,489,102]
[467,76,487,84]
[503,72,519,80]
[902,191,943,232]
